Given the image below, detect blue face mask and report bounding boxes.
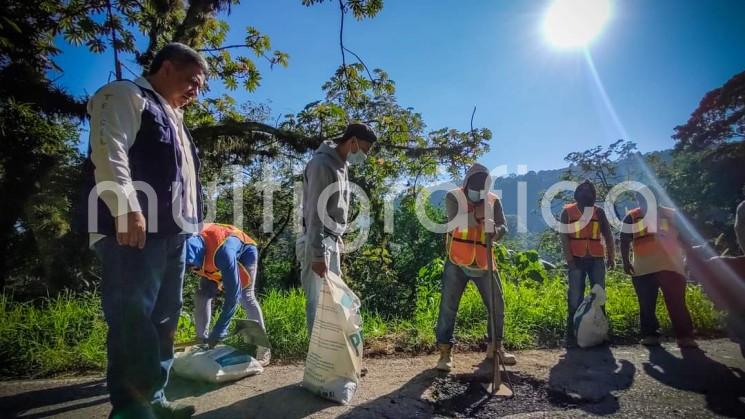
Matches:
[347,140,367,166]
[467,188,483,202]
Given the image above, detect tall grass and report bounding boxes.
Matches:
[0,267,725,378]
[0,292,107,377]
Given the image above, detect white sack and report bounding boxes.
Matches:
[173,344,263,383]
[302,270,364,404]
[573,284,609,348]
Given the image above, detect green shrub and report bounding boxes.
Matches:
[0,249,726,378]
[0,292,107,377]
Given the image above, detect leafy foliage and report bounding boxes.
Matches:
[301,0,384,19]
[0,100,95,291]
[660,142,745,254]
[562,139,638,197]
[663,70,745,254]
[0,255,724,378]
[673,70,745,151]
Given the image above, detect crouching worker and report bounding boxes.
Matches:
[435,163,516,372]
[620,187,697,348]
[185,223,271,365]
[559,180,615,347]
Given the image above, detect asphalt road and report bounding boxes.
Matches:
[1,339,744,418]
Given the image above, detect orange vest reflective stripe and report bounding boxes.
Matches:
[446,189,497,270]
[565,203,605,258]
[629,207,680,257]
[192,223,257,288]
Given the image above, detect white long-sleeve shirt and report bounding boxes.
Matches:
[87,77,199,245]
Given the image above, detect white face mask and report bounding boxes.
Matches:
[467,188,483,202]
[347,140,367,166]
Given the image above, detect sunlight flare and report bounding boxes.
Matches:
[543,0,612,48]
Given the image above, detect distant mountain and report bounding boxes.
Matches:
[427,150,672,234]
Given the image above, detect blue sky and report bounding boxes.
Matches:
[55,0,745,172]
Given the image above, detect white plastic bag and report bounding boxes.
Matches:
[173,344,263,383]
[302,270,364,404]
[573,284,609,348]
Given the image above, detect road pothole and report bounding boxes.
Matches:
[425,372,581,418]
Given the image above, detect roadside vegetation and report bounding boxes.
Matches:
[0,248,723,379]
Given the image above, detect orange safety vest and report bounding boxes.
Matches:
[446,189,498,270]
[629,206,680,257]
[564,203,605,258]
[192,223,257,288]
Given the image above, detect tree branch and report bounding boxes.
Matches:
[197,44,255,53]
[190,120,324,154]
[259,206,292,259]
[190,120,476,159]
[172,0,221,45]
[338,0,352,94]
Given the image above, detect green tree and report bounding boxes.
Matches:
[663,70,745,254]
[3,0,492,300]
[562,139,638,197]
[673,70,745,152]
[0,100,88,291]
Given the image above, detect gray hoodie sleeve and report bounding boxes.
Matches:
[492,197,508,240]
[445,191,460,225]
[304,158,336,263]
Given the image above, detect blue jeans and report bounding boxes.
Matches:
[94,235,187,412]
[567,256,606,337]
[435,261,504,344]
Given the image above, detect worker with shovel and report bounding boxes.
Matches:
[185,223,271,366]
[436,163,516,372]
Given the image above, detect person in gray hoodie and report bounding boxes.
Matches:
[435,163,516,371]
[297,123,377,334]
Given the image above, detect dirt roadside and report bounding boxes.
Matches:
[1,339,744,418]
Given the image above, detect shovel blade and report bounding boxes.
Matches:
[481,354,513,397]
[481,382,514,397]
[234,319,271,348]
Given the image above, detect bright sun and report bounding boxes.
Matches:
[543,0,611,48]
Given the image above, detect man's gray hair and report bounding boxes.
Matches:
[148,42,208,75]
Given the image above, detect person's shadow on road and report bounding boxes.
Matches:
[548,346,636,415]
[192,381,337,419]
[644,346,745,418]
[335,368,441,418]
[193,368,441,419]
[0,378,108,418]
[165,375,231,401]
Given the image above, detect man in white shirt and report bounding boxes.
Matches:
[80,43,205,419]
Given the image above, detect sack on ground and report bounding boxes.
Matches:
[173,344,263,383]
[573,284,609,348]
[302,270,364,404]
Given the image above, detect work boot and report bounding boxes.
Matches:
[151,400,195,419]
[256,346,271,367]
[436,343,453,371]
[486,341,517,366]
[640,335,661,346]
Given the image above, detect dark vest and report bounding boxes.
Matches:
[74,81,203,236]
